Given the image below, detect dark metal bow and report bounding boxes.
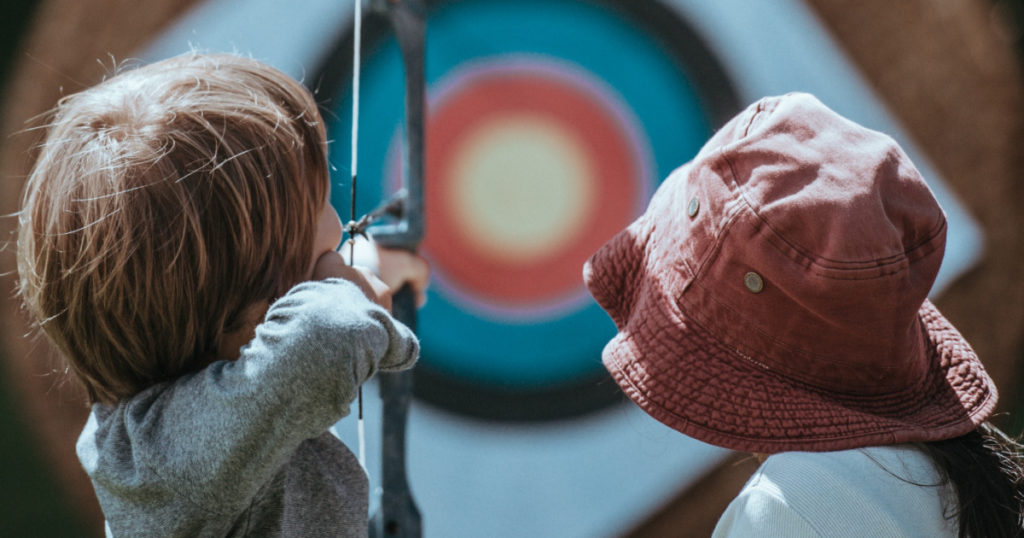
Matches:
[359,0,426,536]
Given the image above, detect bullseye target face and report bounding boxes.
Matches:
[422,59,647,320]
[318,0,738,419]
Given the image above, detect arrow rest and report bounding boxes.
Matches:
[344,190,408,242]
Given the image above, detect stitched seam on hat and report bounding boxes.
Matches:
[680,285,939,401]
[767,229,913,280]
[678,287,821,385]
[741,99,770,137]
[790,218,947,273]
[717,151,948,272]
[690,298,989,410]
[681,247,834,386]
[686,166,747,284]
[689,301,828,389]
[758,206,944,272]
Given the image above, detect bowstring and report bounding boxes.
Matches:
[350,0,366,472]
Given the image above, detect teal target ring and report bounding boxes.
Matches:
[316,0,738,419]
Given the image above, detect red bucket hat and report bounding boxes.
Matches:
[584,93,997,453]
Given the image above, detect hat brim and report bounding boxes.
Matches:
[600,294,997,453]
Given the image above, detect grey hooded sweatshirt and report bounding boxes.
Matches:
[76,278,419,537]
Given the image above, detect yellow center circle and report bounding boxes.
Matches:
[450,115,594,265]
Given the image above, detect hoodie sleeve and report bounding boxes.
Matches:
[78,277,418,519]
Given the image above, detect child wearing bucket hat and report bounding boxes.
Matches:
[584,93,1024,537]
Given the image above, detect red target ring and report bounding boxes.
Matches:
[422,61,645,313]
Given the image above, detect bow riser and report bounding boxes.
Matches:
[363,1,426,537]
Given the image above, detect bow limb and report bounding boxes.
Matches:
[366,0,426,536]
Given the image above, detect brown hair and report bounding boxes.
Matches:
[919,423,1024,537]
[17,52,329,404]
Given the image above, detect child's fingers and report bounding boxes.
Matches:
[376,249,430,303]
[356,266,393,311]
[311,251,393,310]
[339,265,393,311]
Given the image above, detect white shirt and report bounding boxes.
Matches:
[712,445,958,537]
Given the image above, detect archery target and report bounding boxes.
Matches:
[138,0,987,535]
[422,58,647,319]
[320,0,737,418]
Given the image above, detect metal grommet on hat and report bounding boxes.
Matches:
[744,271,764,293]
[687,197,699,218]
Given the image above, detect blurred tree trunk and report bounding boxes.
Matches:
[0,0,203,533]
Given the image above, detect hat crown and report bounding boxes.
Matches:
[655,93,945,393]
[722,94,944,271]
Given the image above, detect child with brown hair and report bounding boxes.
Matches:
[17,52,427,537]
